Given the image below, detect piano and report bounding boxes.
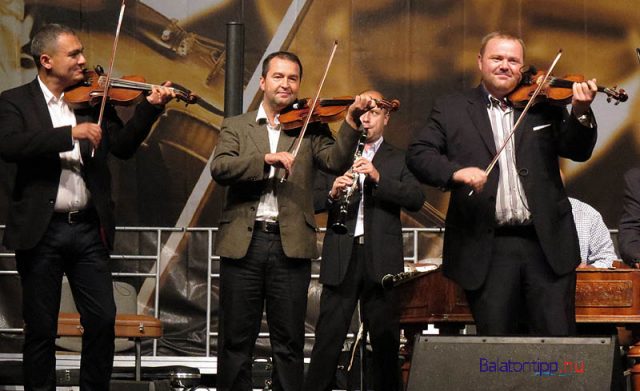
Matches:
[397,262,640,389]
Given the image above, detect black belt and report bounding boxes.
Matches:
[494,224,535,237]
[254,220,280,234]
[52,208,98,224]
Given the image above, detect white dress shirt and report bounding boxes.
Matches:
[254,103,280,222]
[38,76,91,212]
[354,136,383,237]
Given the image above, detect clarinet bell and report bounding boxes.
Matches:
[330,206,349,234]
[331,221,348,234]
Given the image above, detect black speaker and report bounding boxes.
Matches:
[407,335,617,391]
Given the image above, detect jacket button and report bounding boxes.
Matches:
[518,168,529,176]
[48,199,54,204]
[250,206,255,211]
[248,226,253,232]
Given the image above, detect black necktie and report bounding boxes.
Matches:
[79,139,92,160]
[489,96,510,111]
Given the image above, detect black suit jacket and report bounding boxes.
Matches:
[407,86,597,290]
[320,141,425,286]
[618,168,640,264]
[0,78,163,250]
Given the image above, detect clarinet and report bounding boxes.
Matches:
[331,129,368,234]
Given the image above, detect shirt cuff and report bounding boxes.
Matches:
[575,113,594,128]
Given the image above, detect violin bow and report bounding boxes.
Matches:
[469,49,563,196]
[280,40,339,182]
[93,0,126,157]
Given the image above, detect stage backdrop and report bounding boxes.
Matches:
[0,0,638,357]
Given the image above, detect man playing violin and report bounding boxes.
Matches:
[407,31,598,336]
[210,51,374,391]
[0,24,175,390]
[304,90,424,391]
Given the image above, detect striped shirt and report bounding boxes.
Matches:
[486,94,531,225]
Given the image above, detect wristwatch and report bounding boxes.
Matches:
[575,113,592,127]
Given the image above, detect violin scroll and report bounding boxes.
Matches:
[602,86,628,105]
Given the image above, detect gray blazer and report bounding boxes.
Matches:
[211,110,360,259]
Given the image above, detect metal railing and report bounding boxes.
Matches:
[0,225,620,360]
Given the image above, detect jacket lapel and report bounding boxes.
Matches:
[371,140,389,169]
[246,119,270,155]
[513,108,528,151]
[467,87,497,156]
[28,79,54,130]
[277,127,298,153]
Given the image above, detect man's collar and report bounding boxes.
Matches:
[256,102,280,127]
[37,76,58,104]
[256,103,268,124]
[366,136,384,154]
[480,84,511,110]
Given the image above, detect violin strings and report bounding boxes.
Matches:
[100,77,186,99]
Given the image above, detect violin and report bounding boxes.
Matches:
[278,96,400,130]
[508,66,628,108]
[64,65,197,108]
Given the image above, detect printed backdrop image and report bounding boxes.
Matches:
[0,0,638,358]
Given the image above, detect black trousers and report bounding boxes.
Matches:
[15,212,116,391]
[304,242,401,391]
[465,226,576,336]
[217,229,311,391]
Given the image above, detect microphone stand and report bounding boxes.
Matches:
[347,300,368,391]
[358,302,367,391]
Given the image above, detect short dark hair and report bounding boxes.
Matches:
[31,24,77,68]
[479,31,526,60]
[261,51,303,79]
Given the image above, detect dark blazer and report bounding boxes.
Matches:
[210,111,360,260]
[320,141,425,286]
[407,86,597,290]
[618,168,640,264]
[0,78,163,250]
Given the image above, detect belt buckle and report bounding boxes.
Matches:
[67,210,79,224]
[265,221,278,233]
[356,236,365,245]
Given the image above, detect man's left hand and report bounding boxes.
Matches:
[352,156,379,183]
[146,81,176,106]
[571,79,597,117]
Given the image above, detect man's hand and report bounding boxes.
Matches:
[329,173,355,200]
[71,122,102,148]
[345,94,376,130]
[452,167,488,193]
[571,78,597,117]
[146,81,176,106]
[265,151,295,172]
[352,156,379,183]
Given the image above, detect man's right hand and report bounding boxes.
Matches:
[452,167,488,193]
[265,151,295,172]
[329,174,355,200]
[72,123,102,148]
